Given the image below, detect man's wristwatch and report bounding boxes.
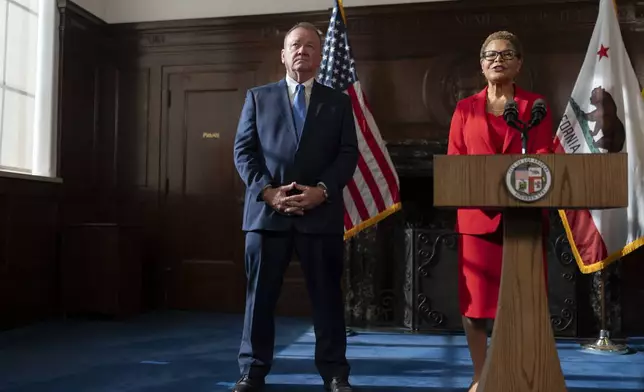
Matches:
[317,182,329,201]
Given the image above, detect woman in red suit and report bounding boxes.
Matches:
[447,31,553,392]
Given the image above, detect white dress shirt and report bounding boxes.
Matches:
[285,74,314,109]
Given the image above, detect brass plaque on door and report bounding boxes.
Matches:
[202,132,220,139]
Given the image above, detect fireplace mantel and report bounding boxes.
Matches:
[387,140,447,178]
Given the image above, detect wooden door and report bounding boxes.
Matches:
[163,70,252,313]
[162,69,312,317]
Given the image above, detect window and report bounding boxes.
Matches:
[0,0,56,178]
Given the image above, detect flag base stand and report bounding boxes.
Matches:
[580,330,629,355]
[580,268,631,355]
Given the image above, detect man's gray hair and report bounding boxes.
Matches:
[283,22,323,47]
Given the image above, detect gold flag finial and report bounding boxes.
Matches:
[337,0,346,24]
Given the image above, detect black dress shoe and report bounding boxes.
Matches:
[231,375,265,392]
[324,377,353,392]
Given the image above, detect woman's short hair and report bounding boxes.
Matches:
[480,31,523,59]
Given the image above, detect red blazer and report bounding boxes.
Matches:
[447,85,554,235]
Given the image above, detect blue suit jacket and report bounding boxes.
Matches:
[233,78,359,234]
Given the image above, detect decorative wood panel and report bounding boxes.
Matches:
[57,0,108,224]
[54,1,152,316]
[60,224,143,317]
[0,178,59,330]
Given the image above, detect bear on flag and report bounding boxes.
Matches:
[554,0,644,273]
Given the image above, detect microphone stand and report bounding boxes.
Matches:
[505,119,530,154]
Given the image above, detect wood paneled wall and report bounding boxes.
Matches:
[96,0,644,333]
[5,0,637,332]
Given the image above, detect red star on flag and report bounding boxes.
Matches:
[597,44,609,60]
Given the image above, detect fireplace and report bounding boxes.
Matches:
[343,141,580,337]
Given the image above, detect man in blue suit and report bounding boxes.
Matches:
[232,22,359,392]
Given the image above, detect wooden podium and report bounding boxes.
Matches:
[433,153,628,392]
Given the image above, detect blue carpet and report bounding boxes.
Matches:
[0,311,642,391]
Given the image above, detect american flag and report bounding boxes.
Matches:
[319,0,401,240]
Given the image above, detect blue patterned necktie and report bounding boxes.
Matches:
[293,83,307,140]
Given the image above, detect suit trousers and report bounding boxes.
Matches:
[237,229,350,381]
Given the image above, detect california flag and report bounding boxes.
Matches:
[554,0,644,273]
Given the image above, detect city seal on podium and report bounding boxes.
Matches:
[505,157,552,202]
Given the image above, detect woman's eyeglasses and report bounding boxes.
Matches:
[481,50,518,61]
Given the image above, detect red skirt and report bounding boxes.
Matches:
[458,223,548,319]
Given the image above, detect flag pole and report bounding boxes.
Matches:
[576,0,631,356]
[580,267,630,354]
[335,0,355,339]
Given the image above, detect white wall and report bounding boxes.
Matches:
[102,0,450,24]
[72,0,107,21]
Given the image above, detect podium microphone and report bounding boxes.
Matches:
[503,100,521,130]
[529,98,547,129]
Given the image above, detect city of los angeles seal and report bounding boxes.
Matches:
[505,157,552,202]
